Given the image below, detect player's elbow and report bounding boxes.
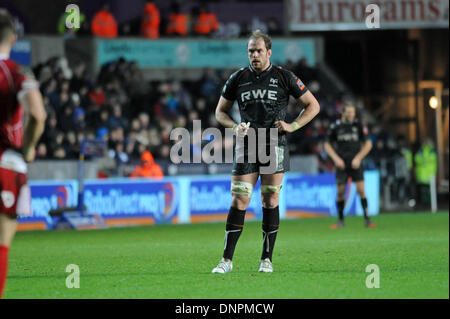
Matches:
[215,107,220,121]
[366,140,373,151]
[215,107,225,123]
[323,142,332,154]
[35,107,47,124]
[30,106,47,126]
[312,100,320,115]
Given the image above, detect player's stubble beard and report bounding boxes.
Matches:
[250,54,269,73]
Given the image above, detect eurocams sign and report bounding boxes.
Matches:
[288,0,449,31]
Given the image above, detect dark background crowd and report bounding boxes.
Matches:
[32,55,407,180]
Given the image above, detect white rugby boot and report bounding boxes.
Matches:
[211,258,233,274]
[258,258,273,273]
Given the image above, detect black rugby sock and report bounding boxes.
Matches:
[223,207,246,261]
[261,206,279,261]
[361,197,369,220]
[337,200,345,222]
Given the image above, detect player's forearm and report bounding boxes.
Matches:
[20,89,47,158]
[22,117,45,153]
[355,140,373,160]
[290,100,320,131]
[215,110,237,129]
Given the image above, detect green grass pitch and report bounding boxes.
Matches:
[5,212,449,299]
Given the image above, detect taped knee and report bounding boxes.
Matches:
[231,181,253,198]
[261,184,282,194]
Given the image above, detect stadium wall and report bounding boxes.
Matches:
[12,36,323,80]
[18,171,380,231]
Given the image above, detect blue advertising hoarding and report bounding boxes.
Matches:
[285,171,380,218]
[189,176,262,222]
[11,40,31,66]
[19,180,78,230]
[20,171,379,231]
[82,179,180,226]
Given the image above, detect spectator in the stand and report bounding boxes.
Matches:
[91,3,118,38]
[56,90,70,112]
[414,138,437,204]
[108,104,128,130]
[295,58,317,83]
[109,141,129,165]
[141,1,160,38]
[42,112,58,146]
[266,17,282,36]
[36,143,48,159]
[50,131,65,158]
[193,3,219,36]
[97,127,109,143]
[89,85,106,107]
[96,108,110,130]
[70,61,89,92]
[166,2,188,36]
[138,112,151,130]
[42,78,59,107]
[199,68,221,104]
[129,150,164,179]
[65,131,79,159]
[53,147,67,159]
[392,135,413,205]
[73,105,86,130]
[58,104,76,133]
[77,131,86,146]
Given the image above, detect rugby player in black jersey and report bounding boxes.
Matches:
[324,104,376,229]
[212,30,320,273]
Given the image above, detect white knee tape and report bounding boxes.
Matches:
[261,184,282,193]
[231,181,253,198]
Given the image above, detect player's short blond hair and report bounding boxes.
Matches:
[248,29,272,50]
[0,9,15,44]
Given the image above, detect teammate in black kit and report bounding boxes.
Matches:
[211,30,320,273]
[324,104,376,229]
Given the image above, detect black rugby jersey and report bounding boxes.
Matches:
[326,119,369,160]
[221,64,308,146]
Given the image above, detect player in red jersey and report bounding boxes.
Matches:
[0,10,46,298]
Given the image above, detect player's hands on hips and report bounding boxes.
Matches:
[351,157,361,169]
[274,121,294,133]
[335,157,345,170]
[234,122,250,137]
[23,147,36,163]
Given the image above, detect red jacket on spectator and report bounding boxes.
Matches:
[91,9,118,38]
[89,88,105,106]
[141,2,160,38]
[166,13,188,36]
[130,151,164,179]
[194,12,219,35]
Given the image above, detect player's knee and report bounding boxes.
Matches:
[231,194,250,210]
[262,195,278,208]
[357,188,366,197]
[261,184,282,208]
[337,188,346,200]
[0,215,17,247]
